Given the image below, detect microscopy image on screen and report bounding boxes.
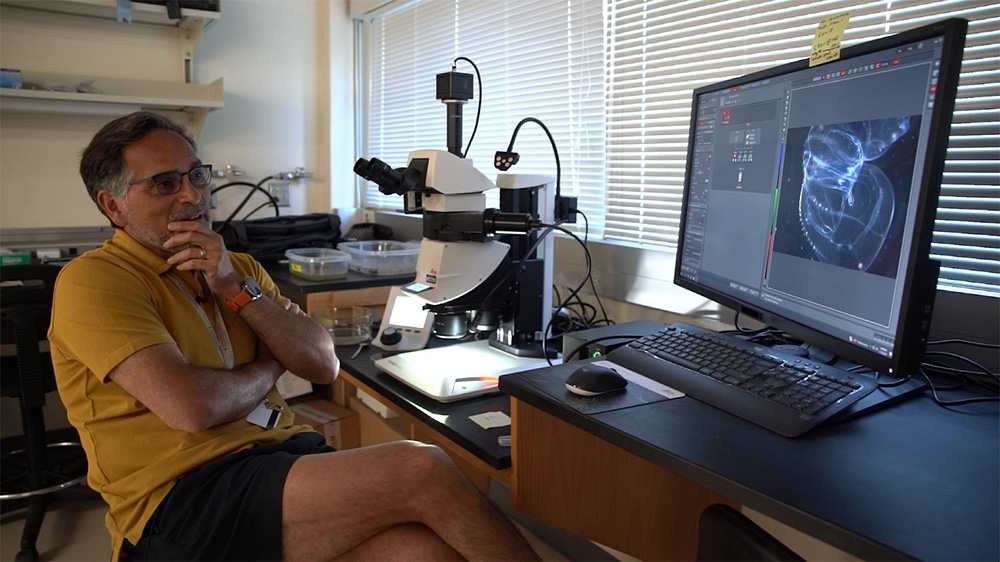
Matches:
[772,116,920,279]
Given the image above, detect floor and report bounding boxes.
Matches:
[1,493,571,562]
[1,496,112,562]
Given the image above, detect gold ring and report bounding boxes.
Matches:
[199,247,207,259]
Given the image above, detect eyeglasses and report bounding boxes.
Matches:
[129,164,213,195]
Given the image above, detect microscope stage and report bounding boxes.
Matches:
[373,339,553,403]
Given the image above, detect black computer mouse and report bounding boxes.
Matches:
[565,365,628,397]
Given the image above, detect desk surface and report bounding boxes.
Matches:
[500,362,999,561]
[336,339,514,469]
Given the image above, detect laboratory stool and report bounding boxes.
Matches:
[1,264,90,562]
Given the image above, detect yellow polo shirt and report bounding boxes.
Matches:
[48,229,313,558]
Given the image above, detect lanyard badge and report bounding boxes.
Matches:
[246,399,286,429]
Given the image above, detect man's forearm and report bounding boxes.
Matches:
[190,357,286,430]
[237,296,339,384]
[108,343,286,433]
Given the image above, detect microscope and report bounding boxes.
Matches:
[354,66,557,401]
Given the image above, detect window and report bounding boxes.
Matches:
[358,0,607,225]
[357,0,999,297]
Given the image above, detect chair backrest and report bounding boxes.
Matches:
[1,264,62,408]
[696,504,805,562]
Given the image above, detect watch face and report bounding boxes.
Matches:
[243,276,263,298]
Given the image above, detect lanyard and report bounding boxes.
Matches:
[167,271,235,370]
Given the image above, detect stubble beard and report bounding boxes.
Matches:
[124,203,211,255]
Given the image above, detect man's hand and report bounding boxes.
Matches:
[108,342,286,433]
[268,290,305,317]
[164,219,243,298]
[163,222,337,385]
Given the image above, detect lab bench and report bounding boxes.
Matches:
[264,261,413,317]
[327,338,513,495]
[317,319,998,561]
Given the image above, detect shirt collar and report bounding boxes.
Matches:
[110,229,174,276]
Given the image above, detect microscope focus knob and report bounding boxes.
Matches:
[380,327,403,346]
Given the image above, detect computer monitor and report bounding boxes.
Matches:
[674,18,967,378]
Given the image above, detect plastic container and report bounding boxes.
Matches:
[338,240,420,276]
[285,248,350,280]
[312,307,373,345]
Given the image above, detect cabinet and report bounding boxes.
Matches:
[330,368,510,497]
[0,0,223,135]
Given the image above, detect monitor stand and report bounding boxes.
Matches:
[830,374,928,422]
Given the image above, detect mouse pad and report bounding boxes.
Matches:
[512,361,673,415]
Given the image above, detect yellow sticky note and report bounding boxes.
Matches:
[810,10,854,67]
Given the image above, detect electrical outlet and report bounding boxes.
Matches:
[269,182,292,207]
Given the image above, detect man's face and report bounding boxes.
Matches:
[105,129,212,258]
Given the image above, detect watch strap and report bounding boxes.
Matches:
[226,277,262,312]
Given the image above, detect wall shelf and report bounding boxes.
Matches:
[1,75,224,115]
[0,1,223,133]
[0,0,219,30]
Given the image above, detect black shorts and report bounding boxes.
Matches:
[121,431,333,561]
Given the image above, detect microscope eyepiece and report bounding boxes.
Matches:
[354,157,428,198]
[354,157,410,196]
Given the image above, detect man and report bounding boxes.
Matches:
[49,111,538,561]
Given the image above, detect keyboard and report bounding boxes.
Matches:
[607,323,878,436]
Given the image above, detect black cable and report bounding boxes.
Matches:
[557,212,587,323]
[732,310,771,335]
[498,117,609,331]
[544,224,599,365]
[252,174,282,214]
[468,222,565,336]
[453,57,483,159]
[873,371,913,388]
[923,350,999,381]
[244,201,274,220]
[924,361,1000,381]
[549,210,611,333]
[918,366,1000,406]
[211,178,280,233]
[504,117,562,200]
[927,338,1000,348]
[228,176,280,223]
[920,364,974,392]
[461,220,589,365]
[914,344,1000,406]
[575,210,611,326]
[568,299,600,327]
[550,286,603,335]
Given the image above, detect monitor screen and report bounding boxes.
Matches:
[674,18,967,377]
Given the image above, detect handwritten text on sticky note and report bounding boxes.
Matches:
[810,11,854,67]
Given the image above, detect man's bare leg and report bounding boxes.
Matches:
[336,523,463,561]
[281,440,539,561]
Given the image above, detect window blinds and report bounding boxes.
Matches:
[360,0,607,223]
[358,0,999,297]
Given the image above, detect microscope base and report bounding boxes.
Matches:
[373,340,553,403]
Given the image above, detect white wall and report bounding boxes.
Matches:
[0,0,356,233]
[197,0,357,221]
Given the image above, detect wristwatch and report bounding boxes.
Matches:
[226,276,263,312]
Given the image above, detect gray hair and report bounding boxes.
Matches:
[79,111,197,225]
